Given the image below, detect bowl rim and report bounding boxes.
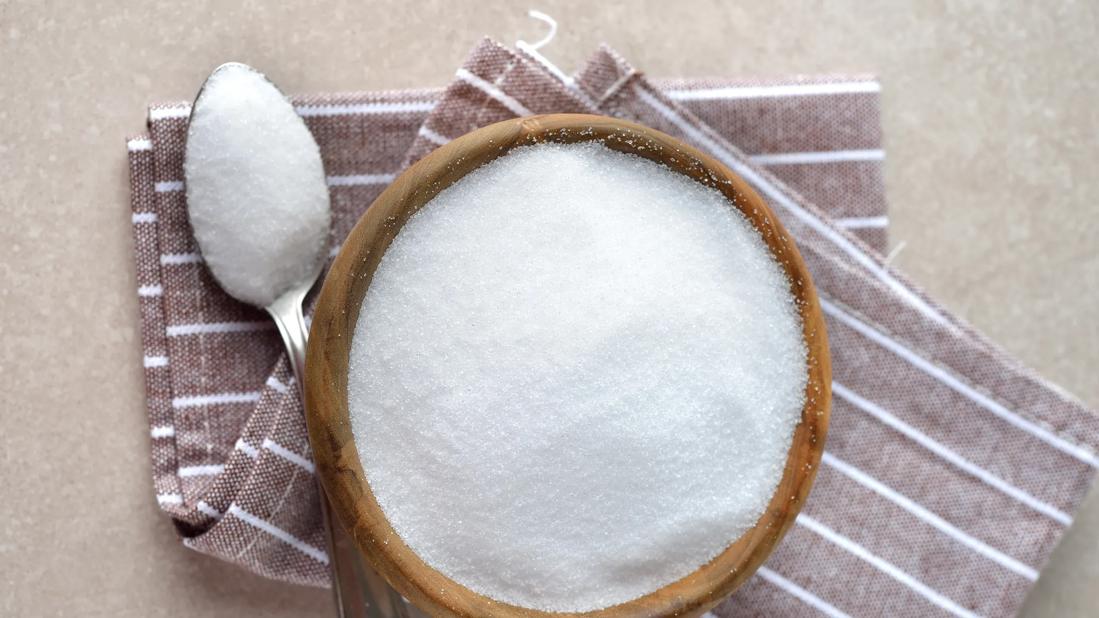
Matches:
[304,113,831,618]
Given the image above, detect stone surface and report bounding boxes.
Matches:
[0,1,1095,615]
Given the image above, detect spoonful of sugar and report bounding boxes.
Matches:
[184,62,410,618]
[184,63,329,309]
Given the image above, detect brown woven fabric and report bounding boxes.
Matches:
[127,39,1098,616]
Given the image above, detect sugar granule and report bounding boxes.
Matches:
[185,64,330,308]
[347,142,806,611]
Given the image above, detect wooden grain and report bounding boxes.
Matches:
[304,114,831,618]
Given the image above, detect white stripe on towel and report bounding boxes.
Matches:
[326,173,396,187]
[749,149,884,165]
[150,425,175,438]
[197,501,223,519]
[149,106,191,120]
[262,438,315,473]
[227,504,329,565]
[159,252,202,265]
[833,382,1072,525]
[172,391,261,408]
[823,298,1099,468]
[179,464,225,477]
[667,81,880,101]
[822,451,1038,580]
[265,375,291,395]
[835,216,889,230]
[127,137,153,151]
[236,439,260,460]
[295,100,436,117]
[418,125,452,146]
[156,493,183,505]
[166,321,272,337]
[797,514,981,618]
[154,180,184,193]
[756,567,852,618]
[455,67,533,117]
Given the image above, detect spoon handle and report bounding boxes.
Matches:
[268,282,412,618]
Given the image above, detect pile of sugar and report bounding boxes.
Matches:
[347,142,806,612]
[185,64,330,308]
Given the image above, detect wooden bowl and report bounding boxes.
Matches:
[305,114,831,618]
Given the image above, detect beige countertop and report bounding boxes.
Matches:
[1,1,1096,615]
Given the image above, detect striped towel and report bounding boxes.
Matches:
[127,38,1099,617]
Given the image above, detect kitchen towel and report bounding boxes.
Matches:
[127,38,1099,617]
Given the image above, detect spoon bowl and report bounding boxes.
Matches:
[305,113,831,618]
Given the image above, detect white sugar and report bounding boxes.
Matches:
[185,64,330,308]
[348,142,806,611]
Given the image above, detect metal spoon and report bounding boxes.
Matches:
[183,62,410,618]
